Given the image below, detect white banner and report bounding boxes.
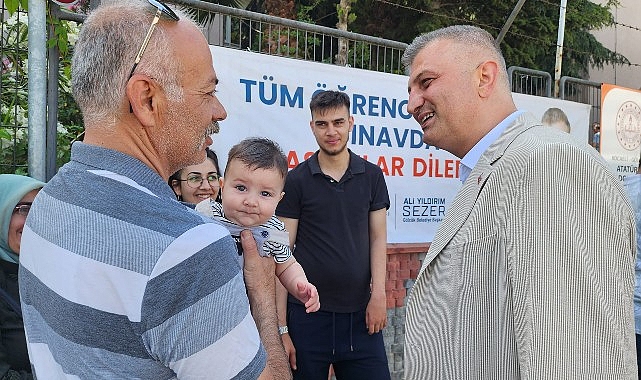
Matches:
[209,46,591,243]
[513,93,591,142]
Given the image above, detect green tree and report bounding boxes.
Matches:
[346,0,628,78]
[0,3,83,174]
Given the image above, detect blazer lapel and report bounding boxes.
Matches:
[420,113,540,272]
[420,158,493,270]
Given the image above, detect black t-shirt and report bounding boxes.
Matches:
[276,150,389,313]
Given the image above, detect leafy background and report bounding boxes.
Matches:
[0,0,85,174]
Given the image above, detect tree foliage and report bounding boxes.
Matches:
[0,3,83,174]
[288,0,628,79]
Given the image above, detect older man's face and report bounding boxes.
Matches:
[162,21,227,175]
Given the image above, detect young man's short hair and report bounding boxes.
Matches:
[309,90,350,115]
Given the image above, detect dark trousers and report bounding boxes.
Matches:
[636,334,641,379]
[287,302,391,380]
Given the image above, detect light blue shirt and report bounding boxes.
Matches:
[623,174,641,334]
[459,110,524,183]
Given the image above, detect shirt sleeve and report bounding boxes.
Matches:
[263,216,292,263]
[370,166,390,212]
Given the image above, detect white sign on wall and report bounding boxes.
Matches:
[209,46,591,243]
[600,84,641,182]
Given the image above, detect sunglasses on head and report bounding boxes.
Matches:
[127,0,179,81]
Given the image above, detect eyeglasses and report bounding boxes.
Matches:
[13,202,32,216]
[178,174,220,189]
[127,0,179,81]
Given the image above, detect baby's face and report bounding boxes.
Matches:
[221,159,285,227]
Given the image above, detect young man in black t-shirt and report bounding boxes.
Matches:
[276,90,391,380]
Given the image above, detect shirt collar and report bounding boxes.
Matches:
[70,142,177,200]
[459,110,524,183]
[308,149,365,176]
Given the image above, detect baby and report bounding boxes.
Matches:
[196,137,320,313]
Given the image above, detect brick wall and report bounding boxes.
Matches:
[384,243,428,380]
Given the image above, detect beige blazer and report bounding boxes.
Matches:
[404,113,637,379]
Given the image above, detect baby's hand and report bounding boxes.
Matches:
[296,282,320,313]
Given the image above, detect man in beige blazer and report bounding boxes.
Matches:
[402,25,637,379]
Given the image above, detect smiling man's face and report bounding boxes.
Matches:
[406,39,482,158]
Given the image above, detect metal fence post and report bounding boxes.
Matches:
[47,5,61,181]
[27,0,48,181]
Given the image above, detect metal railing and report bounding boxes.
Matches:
[560,76,602,145]
[54,0,408,74]
[560,76,601,125]
[508,66,553,98]
[174,0,408,74]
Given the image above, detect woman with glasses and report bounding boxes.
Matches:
[169,147,222,204]
[0,174,45,380]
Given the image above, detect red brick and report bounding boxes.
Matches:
[393,289,406,299]
[386,243,430,255]
[398,269,410,280]
[400,259,410,270]
[387,297,395,309]
[395,297,404,307]
[410,269,419,279]
[388,270,397,280]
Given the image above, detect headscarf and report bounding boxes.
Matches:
[0,174,45,263]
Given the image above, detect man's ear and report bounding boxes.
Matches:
[477,60,499,98]
[476,61,499,98]
[126,74,161,127]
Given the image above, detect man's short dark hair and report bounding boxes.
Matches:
[310,90,350,115]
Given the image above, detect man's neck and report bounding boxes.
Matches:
[317,149,350,182]
[83,121,170,180]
